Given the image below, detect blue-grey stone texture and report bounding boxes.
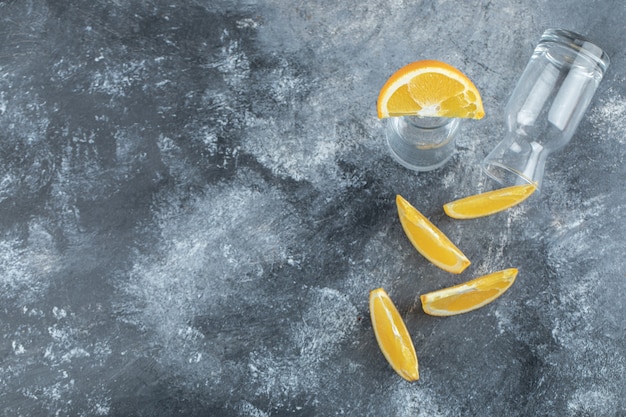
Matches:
[1,1,625,416]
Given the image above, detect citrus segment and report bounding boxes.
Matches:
[369,288,419,381]
[443,183,537,219]
[377,60,485,119]
[420,268,518,316]
[396,195,470,274]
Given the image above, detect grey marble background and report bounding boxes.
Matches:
[1,1,625,416]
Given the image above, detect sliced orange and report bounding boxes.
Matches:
[443,183,537,219]
[420,268,518,316]
[396,194,470,274]
[377,60,485,119]
[369,288,419,381]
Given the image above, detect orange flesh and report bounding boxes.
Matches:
[444,183,537,219]
[421,268,518,316]
[369,288,419,381]
[396,195,470,274]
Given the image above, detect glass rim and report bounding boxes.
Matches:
[540,28,610,73]
[398,115,460,130]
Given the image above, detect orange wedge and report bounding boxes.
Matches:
[443,183,537,219]
[369,288,419,381]
[396,194,470,274]
[420,268,518,316]
[377,60,485,119]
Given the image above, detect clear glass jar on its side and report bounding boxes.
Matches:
[482,29,610,191]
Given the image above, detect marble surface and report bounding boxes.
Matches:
[1,1,625,416]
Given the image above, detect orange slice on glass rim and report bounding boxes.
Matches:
[369,288,419,381]
[377,60,485,119]
[396,194,470,274]
[420,268,518,316]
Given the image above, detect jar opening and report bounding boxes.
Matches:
[539,28,610,74]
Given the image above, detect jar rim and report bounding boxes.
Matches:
[540,28,610,73]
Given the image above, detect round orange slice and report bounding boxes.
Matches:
[396,194,470,274]
[420,268,518,316]
[377,60,485,119]
[443,183,537,219]
[369,288,419,381]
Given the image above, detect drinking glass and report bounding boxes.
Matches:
[482,29,610,191]
[385,116,460,171]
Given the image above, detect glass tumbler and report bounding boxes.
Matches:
[386,116,461,171]
[482,29,610,191]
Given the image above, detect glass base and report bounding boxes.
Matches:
[385,116,460,172]
[481,138,548,192]
[481,160,536,188]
